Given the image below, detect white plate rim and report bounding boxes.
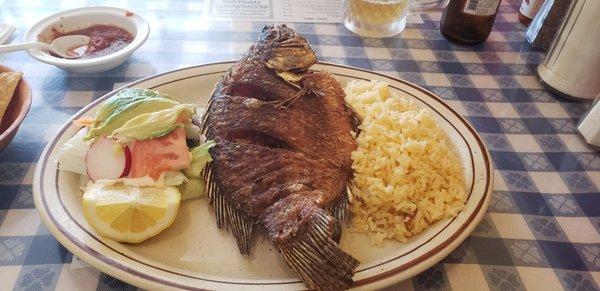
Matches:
[33,61,493,290]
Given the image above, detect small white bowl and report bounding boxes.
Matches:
[23,7,149,74]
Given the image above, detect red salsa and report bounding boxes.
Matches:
[52,24,133,59]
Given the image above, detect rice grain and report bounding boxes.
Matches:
[345,80,466,245]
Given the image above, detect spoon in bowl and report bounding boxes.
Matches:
[0,35,91,59]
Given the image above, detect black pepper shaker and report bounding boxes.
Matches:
[525,0,572,50]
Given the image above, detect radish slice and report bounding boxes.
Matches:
[121,145,132,178]
[86,138,132,182]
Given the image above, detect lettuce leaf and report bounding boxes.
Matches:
[184,140,216,178]
[59,129,91,175]
[178,178,205,200]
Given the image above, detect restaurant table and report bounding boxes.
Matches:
[1,0,599,290]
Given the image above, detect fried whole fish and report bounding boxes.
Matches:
[202,25,360,290]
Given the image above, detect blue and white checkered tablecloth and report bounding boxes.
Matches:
[1,0,599,290]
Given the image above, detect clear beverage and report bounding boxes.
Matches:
[342,0,410,38]
[342,0,449,37]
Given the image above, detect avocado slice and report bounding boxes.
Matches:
[85,89,178,141]
[112,104,196,140]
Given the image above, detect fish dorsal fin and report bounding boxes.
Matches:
[204,161,256,255]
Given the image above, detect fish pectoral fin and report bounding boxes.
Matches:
[345,101,362,133]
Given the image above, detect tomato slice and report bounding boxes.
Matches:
[130,127,190,180]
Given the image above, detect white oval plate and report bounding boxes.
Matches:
[33,62,493,290]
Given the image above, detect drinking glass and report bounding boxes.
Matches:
[342,0,449,37]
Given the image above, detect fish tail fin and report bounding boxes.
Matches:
[274,208,358,290]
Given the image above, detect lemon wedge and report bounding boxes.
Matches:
[82,182,181,243]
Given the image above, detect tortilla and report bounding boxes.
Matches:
[0,71,22,123]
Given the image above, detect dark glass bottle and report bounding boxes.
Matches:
[519,0,548,27]
[440,0,502,45]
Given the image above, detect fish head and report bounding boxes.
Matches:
[260,25,317,72]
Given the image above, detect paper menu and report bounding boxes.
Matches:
[206,0,344,23]
[206,0,424,24]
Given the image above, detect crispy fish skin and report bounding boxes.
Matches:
[210,139,347,219]
[203,24,359,290]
